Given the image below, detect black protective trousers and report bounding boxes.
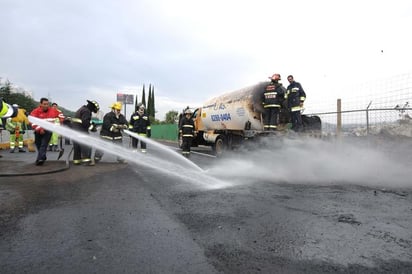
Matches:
[182,136,193,155]
[290,110,303,132]
[263,107,280,130]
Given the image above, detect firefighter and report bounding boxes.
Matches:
[48,103,63,152]
[0,98,19,158]
[71,100,100,165]
[30,97,64,166]
[262,73,286,130]
[6,104,29,153]
[0,98,18,119]
[179,108,195,157]
[94,101,128,163]
[286,75,306,132]
[129,103,151,153]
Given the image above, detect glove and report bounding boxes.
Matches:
[110,124,119,132]
[147,129,151,138]
[38,128,45,135]
[89,122,97,132]
[63,117,72,126]
[120,124,128,129]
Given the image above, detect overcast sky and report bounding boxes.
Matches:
[1,0,411,119]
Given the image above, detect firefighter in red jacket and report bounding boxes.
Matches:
[30,97,64,165]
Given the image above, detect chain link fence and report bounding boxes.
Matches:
[305,73,412,137]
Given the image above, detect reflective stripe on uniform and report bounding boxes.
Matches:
[101,135,123,140]
[263,104,281,108]
[291,106,302,112]
[71,118,82,123]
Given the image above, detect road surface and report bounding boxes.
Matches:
[1,137,412,273]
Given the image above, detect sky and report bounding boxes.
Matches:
[1,0,411,120]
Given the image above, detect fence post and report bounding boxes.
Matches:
[337,99,342,137]
[366,101,372,135]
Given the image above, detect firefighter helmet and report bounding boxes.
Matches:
[268,73,281,81]
[87,100,100,113]
[111,102,122,110]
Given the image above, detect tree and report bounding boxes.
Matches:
[164,110,178,124]
[0,79,75,115]
[0,79,37,112]
[134,93,138,112]
[141,85,146,107]
[147,84,152,117]
[151,86,155,119]
[0,79,12,99]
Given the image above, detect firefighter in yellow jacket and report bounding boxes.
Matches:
[0,99,18,158]
[5,104,29,153]
[48,103,63,152]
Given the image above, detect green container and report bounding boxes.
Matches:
[151,124,178,141]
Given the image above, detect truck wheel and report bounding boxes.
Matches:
[213,137,226,157]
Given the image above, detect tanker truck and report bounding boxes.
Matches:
[178,82,321,156]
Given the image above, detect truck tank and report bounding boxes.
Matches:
[183,82,321,156]
[198,82,267,133]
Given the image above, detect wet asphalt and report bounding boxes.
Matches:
[1,140,412,273]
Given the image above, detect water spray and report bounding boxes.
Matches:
[28,116,232,190]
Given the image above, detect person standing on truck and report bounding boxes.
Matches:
[179,108,195,157]
[262,73,286,130]
[70,100,100,165]
[286,75,306,132]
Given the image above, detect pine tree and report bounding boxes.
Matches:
[134,93,138,112]
[151,86,155,118]
[147,84,152,116]
[141,84,146,107]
